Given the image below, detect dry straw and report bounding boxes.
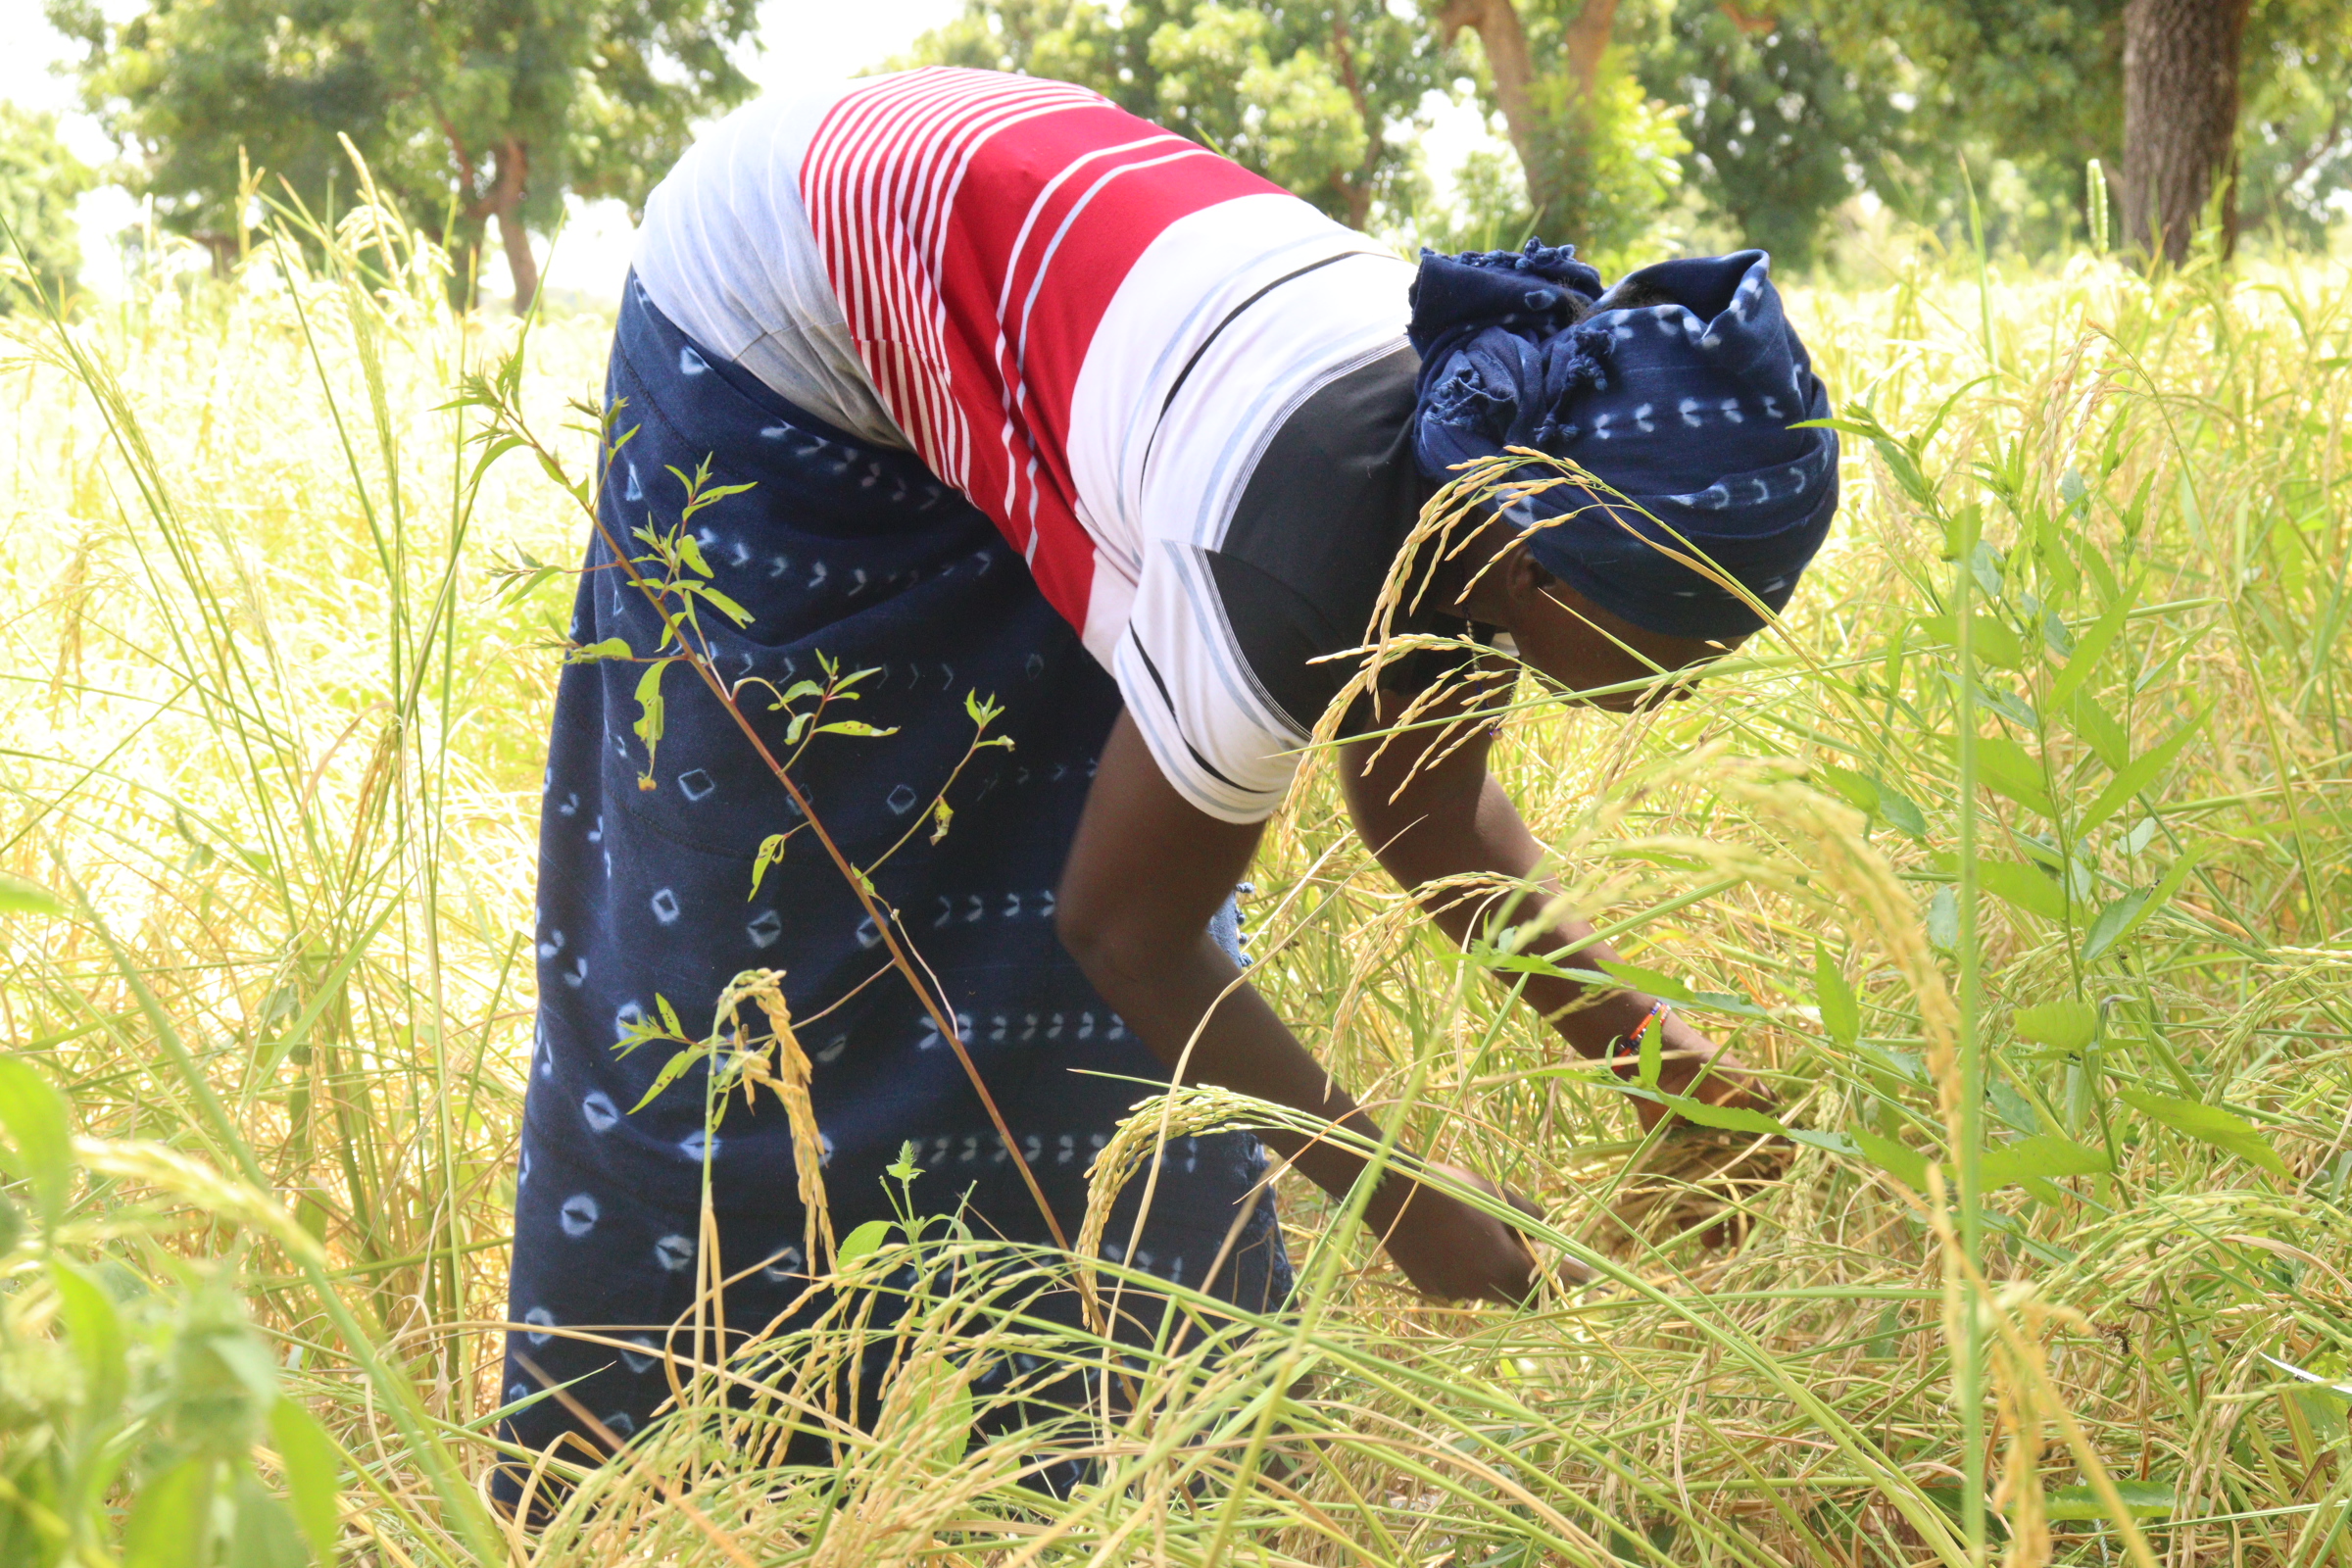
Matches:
[3,181,2351,1566]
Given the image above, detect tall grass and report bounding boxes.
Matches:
[3,204,2350,1567]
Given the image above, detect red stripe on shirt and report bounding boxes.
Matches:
[801,68,1280,630]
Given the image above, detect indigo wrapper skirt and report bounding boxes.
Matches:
[496,276,1290,1485]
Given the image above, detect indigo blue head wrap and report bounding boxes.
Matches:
[1407,240,1838,640]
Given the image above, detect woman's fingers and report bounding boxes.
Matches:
[1636,1015,1781,1129]
[1378,1160,1615,1304]
[1494,1183,1601,1292]
[1385,1163,1561,1304]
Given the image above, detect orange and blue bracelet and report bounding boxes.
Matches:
[1607,999,1672,1073]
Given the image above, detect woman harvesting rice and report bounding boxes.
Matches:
[499,66,1838,1482]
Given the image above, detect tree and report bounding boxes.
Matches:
[1812,0,2121,180]
[46,0,760,309]
[0,106,95,310]
[1413,0,1689,260]
[2235,0,2352,244]
[2121,0,2250,262]
[1423,0,1678,255]
[923,0,2350,268]
[1630,0,1912,270]
[1431,0,1609,236]
[1816,0,2351,264]
[907,0,1702,255]
[901,0,1457,229]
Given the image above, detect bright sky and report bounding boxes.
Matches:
[2,0,1493,303]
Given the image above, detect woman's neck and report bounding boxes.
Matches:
[1420,515,1520,630]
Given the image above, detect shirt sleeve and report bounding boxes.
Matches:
[1111,537,1498,824]
[1111,538,1311,825]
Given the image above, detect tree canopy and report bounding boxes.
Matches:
[46,0,761,307]
[30,0,2352,304]
[1628,1,1908,270]
[901,0,1460,229]
[1815,0,2352,259]
[0,106,94,311]
[1410,0,2351,267]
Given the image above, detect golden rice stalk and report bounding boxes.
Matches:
[1078,1084,1273,1295]
[712,966,835,1267]
[74,1136,328,1268]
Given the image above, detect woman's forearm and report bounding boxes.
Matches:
[1422,873,1664,1059]
[1072,924,1555,1305]
[1350,761,1747,1096]
[1069,929,1412,1219]
[1356,766,1660,1056]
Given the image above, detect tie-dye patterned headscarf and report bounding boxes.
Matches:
[1407,241,1838,640]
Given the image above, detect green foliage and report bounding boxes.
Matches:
[2238,0,2352,245]
[1425,2,1692,265]
[0,1064,346,1568]
[1629,0,2207,264]
[0,105,94,310]
[1517,48,1691,265]
[1816,0,2120,184]
[2014,999,2095,1052]
[11,146,2352,1566]
[902,0,2340,271]
[45,0,757,291]
[2120,1089,2290,1180]
[1422,143,1535,253]
[899,0,1457,227]
[1151,5,1367,204]
[1811,0,2352,255]
[0,872,66,915]
[1630,0,1909,270]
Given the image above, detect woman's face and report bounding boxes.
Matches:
[1495,556,1742,711]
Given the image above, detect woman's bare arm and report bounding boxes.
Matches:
[1338,681,1763,1115]
[1055,710,1545,1303]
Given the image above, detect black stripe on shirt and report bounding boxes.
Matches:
[1139,250,1368,487]
[1131,635,1252,794]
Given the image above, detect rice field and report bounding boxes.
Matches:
[3,204,2351,1567]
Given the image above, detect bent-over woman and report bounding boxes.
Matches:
[498,65,1838,1489]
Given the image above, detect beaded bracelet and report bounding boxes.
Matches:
[1607,999,1672,1071]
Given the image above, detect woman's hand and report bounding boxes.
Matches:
[1368,1161,1584,1304]
[1064,717,1585,1295]
[1633,1011,1778,1135]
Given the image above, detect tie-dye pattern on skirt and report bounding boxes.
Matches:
[496,274,1291,1492]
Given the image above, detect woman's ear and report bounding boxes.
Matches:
[1452,523,1565,628]
[1501,549,1560,620]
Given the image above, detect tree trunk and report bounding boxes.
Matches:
[1437,0,1618,234]
[493,138,538,312]
[497,197,539,314]
[465,136,537,312]
[2120,0,2249,265]
[1437,0,1543,182]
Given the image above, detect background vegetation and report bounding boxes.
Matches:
[1,177,2350,1565]
[39,0,760,309]
[1,0,2350,1560]
[891,0,2352,270]
[10,0,2350,311]
[0,106,92,312]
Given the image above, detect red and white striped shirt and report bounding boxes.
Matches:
[636,69,1419,821]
